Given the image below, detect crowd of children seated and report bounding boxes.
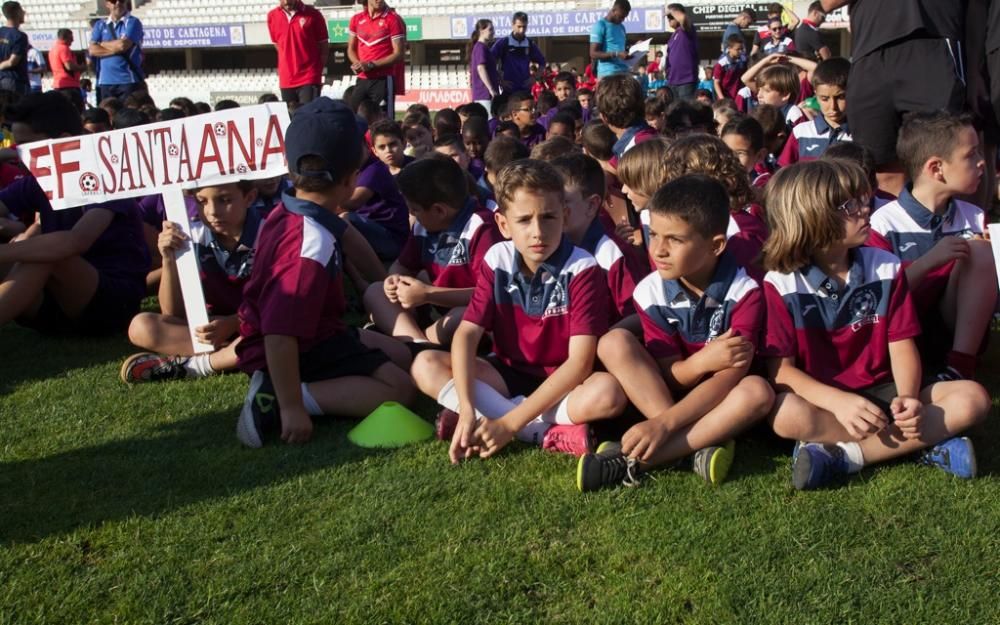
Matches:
[1,8,996,494]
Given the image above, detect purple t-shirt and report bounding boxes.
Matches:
[137,192,201,230]
[667,26,699,85]
[470,41,500,101]
[355,153,410,246]
[1,175,149,291]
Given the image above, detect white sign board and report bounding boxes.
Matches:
[17,103,291,352]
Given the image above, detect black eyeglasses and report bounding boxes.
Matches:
[837,196,870,218]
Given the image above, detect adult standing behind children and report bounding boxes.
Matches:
[468,19,499,112]
[664,3,699,100]
[794,2,830,61]
[821,0,966,196]
[89,0,144,102]
[267,0,328,105]
[348,0,406,115]
[589,0,631,80]
[49,29,85,111]
[720,8,755,53]
[491,12,545,94]
[0,1,28,96]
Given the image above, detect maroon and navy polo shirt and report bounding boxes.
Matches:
[712,53,748,100]
[635,251,763,361]
[735,86,757,114]
[608,123,659,169]
[762,246,921,390]
[268,2,328,89]
[579,217,645,323]
[778,115,852,167]
[867,185,984,313]
[396,199,502,288]
[237,192,349,374]
[349,6,406,94]
[464,238,611,378]
[192,206,263,317]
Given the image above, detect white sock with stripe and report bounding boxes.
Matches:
[437,380,551,444]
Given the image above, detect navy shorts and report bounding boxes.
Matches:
[484,354,545,398]
[855,376,939,420]
[18,272,142,335]
[298,327,391,383]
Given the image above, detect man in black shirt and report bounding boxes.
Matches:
[794,2,830,61]
[822,0,966,196]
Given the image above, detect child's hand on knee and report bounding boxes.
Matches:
[396,276,429,310]
[890,396,922,440]
[926,236,970,268]
[622,419,669,462]
[832,393,888,440]
[384,274,401,303]
[474,417,515,459]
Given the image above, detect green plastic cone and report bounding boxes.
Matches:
[347,402,434,448]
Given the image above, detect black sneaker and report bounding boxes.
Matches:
[236,370,280,448]
[120,352,192,384]
[576,442,641,492]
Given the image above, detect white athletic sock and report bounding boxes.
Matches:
[301,383,323,416]
[182,353,216,378]
[539,395,574,425]
[436,378,517,419]
[437,381,551,443]
[836,441,864,473]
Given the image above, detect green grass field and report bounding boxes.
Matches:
[2,319,999,624]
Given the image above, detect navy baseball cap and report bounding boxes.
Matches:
[285,97,363,182]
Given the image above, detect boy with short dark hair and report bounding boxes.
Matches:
[778,57,852,166]
[370,120,412,176]
[552,152,644,325]
[363,157,502,345]
[713,35,748,101]
[337,138,410,261]
[546,111,577,142]
[482,135,530,211]
[867,111,995,381]
[411,159,627,462]
[553,71,577,103]
[585,175,774,491]
[507,91,546,148]
[122,181,261,383]
[721,116,769,187]
[433,134,473,173]
[236,98,415,448]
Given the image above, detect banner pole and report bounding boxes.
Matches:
[162,188,214,354]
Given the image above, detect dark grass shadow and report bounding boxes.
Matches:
[0,324,137,395]
[0,410,392,545]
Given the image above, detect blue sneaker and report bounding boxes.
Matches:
[918,436,977,479]
[792,443,849,490]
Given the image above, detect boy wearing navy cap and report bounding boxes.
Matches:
[236,97,415,448]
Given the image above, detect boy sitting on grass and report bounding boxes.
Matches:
[363,157,503,346]
[867,111,995,381]
[236,98,415,448]
[121,181,260,383]
[411,159,627,463]
[585,175,774,492]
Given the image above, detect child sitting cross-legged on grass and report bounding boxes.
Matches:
[411,159,627,463]
[236,99,415,448]
[583,175,774,492]
[362,156,503,346]
[761,160,990,490]
[121,181,261,383]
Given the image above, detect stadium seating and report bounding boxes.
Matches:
[23,0,92,30]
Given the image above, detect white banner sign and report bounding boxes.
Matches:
[17,103,292,353]
[17,103,291,211]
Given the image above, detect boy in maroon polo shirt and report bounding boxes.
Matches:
[712,35,748,101]
[363,156,503,346]
[0,92,148,335]
[583,176,774,492]
[121,181,261,384]
[867,112,994,381]
[761,160,988,490]
[236,98,415,448]
[551,152,645,326]
[411,159,627,463]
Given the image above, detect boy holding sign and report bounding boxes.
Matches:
[236,98,415,448]
[120,181,262,383]
[0,92,148,334]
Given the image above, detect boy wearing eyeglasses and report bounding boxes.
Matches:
[506,91,546,149]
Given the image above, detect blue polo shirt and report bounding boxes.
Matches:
[590,18,628,78]
[90,14,144,85]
